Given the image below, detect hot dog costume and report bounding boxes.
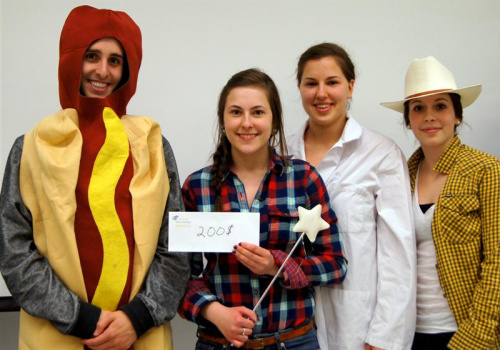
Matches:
[0,6,189,349]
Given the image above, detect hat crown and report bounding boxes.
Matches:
[404,56,457,98]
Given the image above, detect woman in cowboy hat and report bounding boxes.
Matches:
[382,56,500,349]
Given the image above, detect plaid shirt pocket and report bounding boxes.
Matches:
[440,194,480,244]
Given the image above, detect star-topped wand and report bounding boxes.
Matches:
[252,204,329,312]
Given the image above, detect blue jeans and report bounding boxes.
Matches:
[194,328,319,350]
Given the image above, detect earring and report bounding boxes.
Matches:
[456,120,461,125]
[346,99,351,111]
[272,128,278,135]
[221,128,226,135]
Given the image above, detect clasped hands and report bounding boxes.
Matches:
[82,310,137,350]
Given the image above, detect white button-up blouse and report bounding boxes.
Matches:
[287,116,416,350]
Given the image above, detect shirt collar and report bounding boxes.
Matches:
[340,115,363,144]
[222,150,286,181]
[434,136,461,174]
[407,148,424,177]
[269,151,287,176]
[292,114,362,151]
[408,136,461,176]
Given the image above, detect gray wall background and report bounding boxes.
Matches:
[1,0,499,349]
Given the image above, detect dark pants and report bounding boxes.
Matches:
[412,332,455,350]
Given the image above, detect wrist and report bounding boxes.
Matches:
[200,301,223,324]
[120,298,154,338]
[269,252,283,277]
[69,301,101,339]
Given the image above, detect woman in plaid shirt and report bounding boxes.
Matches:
[382,56,500,349]
[179,68,347,349]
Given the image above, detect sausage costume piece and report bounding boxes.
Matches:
[0,6,189,350]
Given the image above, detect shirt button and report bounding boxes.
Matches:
[253,290,259,296]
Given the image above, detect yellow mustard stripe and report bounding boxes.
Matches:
[89,107,130,311]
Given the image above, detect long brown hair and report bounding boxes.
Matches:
[211,68,288,211]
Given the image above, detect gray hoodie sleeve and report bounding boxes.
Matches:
[0,136,100,337]
[120,136,190,337]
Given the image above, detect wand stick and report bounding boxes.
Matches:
[253,233,305,312]
[252,204,329,313]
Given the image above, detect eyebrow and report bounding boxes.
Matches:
[227,105,267,110]
[303,76,340,80]
[409,97,449,105]
[251,105,267,110]
[85,48,124,59]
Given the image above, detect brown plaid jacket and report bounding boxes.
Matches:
[408,136,500,349]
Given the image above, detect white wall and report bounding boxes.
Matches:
[1,0,499,349]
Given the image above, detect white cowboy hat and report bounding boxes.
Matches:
[380,56,482,113]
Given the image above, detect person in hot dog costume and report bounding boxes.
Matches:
[0,5,189,350]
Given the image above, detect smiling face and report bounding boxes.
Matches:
[299,56,354,129]
[223,86,273,165]
[80,37,124,98]
[408,93,459,152]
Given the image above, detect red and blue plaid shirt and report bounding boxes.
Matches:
[178,153,347,334]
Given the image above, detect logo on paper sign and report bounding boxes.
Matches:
[172,215,191,227]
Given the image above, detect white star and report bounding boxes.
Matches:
[293,204,330,242]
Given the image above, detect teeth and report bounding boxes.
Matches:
[316,105,329,108]
[91,81,107,88]
[240,135,256,139]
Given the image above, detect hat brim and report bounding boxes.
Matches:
[380,84,482,113]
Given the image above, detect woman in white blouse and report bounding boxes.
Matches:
[287,42,417,350]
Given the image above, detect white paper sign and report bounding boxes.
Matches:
[0,276,12,297]
[168,212,260,252]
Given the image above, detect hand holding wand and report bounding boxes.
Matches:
[252,204,329,312]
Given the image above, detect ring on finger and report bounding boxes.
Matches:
[241,327,246,336]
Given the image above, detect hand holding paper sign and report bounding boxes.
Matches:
[233,243,281,276]
[252,204,329,312]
